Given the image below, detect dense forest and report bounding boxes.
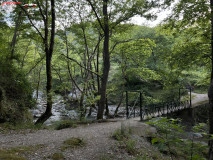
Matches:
[0,0,213,159]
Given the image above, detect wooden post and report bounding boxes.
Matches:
[179,88,181,105]
[126,91,129,119]
[140,92,142,121]
[190,88,192,107]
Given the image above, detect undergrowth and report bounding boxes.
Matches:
[61,137,86,151]
[0,122,44,133]
[146,117,208,160]
[0,144,45,160]
[111,123,168,160]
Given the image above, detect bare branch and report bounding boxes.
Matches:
[87,35,104,68]
[36,0,46,23]
[26,55,45,75]
[49,0,56,58]
[85,0,105,31]
[110,39,133,54]
[17,4,44,40]
[61,54,102,78]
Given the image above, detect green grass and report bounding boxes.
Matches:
[99,154,116,160]
[112,129,138,156]
[131,155,152,160]
[126,139,138,155]
[0,149,26,160]
[0,122,44,133]
[112,129,129,141]
[51,152,65,160]
[48,120,77,130]
[112,128,169,160]
[61,137,85,151]
[0,118,97,132]
[0,144,45,160]
[47,119,96,130]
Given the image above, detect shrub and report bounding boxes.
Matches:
[52,152,65,160]
[61,137,85,151]
[54,120,77,130]
[146,118,208,159]
[0,60,35,123]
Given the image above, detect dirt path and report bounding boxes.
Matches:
[0,118,156,160]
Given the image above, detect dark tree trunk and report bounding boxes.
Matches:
[21,41,30,68]
[97,0,110,119]
[96,34,101,113]
[35,0,55,125]
[88,106,92,117]
[105,96,109,116]
[79,90,85,120]
[11,11,22,60]
[209,81,213,160]
[97,34,101,93]
[209,1,213,159]
[211,0,213,81]
[0,88,3,116]
[36,63,43,100]
[114,93,124,117]
[36,56,53,123]
[88,104,97,117]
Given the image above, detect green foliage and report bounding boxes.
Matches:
[0,144,45,160]
[0,149,26,160]
[126,139,138,155]
[146,117,208,159]
[0,0,210,126]
[112,129,130,141]
[0,58,35,123]
[0,121,44,133]
[112,128,139,155]
[53,120,77,130]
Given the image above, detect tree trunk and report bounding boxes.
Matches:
[11,11,22,60]
[97,34,101,93]
[105,96,109,116]
[36,63,43,100]
[35,0,55,125]
[114,93,124,117]
[209,81,213,160]
[97,0,110,119]
[35,53,53,124]
[0,88,3,116]
[21,41,30,68]
[209,1,213,159]
[79,90,85,120]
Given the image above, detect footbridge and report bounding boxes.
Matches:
[125,89,208,121]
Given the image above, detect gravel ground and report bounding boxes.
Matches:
[0,118,155,160]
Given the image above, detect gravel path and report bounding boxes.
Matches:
[0,118,152,160]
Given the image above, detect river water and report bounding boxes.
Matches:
[31,91,125,124]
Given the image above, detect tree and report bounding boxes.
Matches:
[163,0,213,158]
[86,0,171,119]
[35,0,56,124]
[16,0,56,124]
